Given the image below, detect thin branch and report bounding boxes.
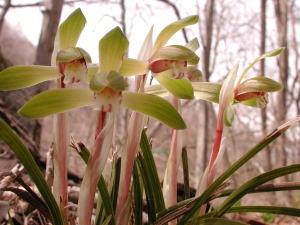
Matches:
[157,0,189,43]
[0,0,11,33]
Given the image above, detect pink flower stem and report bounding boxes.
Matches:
[207,111,224,187]
[53,77,69,224]
[116,75,146,225]
[78,110,108,225]
[163,95,182,225]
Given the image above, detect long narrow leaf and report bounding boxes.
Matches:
[133,162,143,225]
[226,206,300,217]
[140,129,165,211]
[182,147,190,199]
[215,164,300,217]
[178,117,300,225]
[75,143,115,225]
[136,154,157,223]
[186,217,248,225]
[0,120,63,225]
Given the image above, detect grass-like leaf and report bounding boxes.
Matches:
[226,206,300,217]
[75,143,115,225]
[178,117,300,225]
[140,129,165,211]
[186,217,248,225]
[215,164,300,217]
[132,162,143,225]
[0,66,60,91]
[122,92,186,129]
[182,147,190,199]
[136,154,157,223]
[0,120,63,225]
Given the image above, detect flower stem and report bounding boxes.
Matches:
[78,110,115,225]
[163,95,182,225]
[53,77,69,224]
[116,75,146,225]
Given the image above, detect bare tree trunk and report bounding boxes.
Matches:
[0,0,11,33]
[195,0,215,186]
[33,0,64,147]
[273,0,290,205]
[260,0,272,172]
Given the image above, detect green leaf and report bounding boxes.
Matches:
[59,8,86,49]
[236,77,283,94]
[18,89,94,118]
[153,45,199,65]
[178,117,300,225]
[136,154,157,223]
[107,71,128,91]
[152,15,199,54]
[133,162,143,225]
[122,92,186,129]
[75,143,116,225]
[182,147,190,200]
[156,70,194,99]
[186,217,248,225]
[119,58,149,76]
[0,66,60,91]
[193,82,221,103]
[238,47,285,84]
[0,120,63,225]
[99,27,129,73]
[226,206,300,218]
[140,129,165,211]
[186,38,200,51]
[56,47,91,63]
[215,164,300,217]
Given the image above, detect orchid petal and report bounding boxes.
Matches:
[185,38,200,51]
[119,58,149,76]
[107,71,128,91]
[236,76,283,94]
[152,15,199,54]
[99,27,129,73]
[87,66,98,82]
[18,89,94,118]
[152,45,199,65]
[138,26,153,61]
[122,92,186,129]
[56,47,91,63]
[0,66,60,91]
[144,85,168,97]
[90,72,108,92]
[238,47,285,84]
[59,8,86,49]
[155,70,194,99]
[193,82,221,103]
[223,105,234,127]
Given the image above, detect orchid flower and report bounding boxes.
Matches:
[204,47,284,191]
[114,16,200,225]
[0,9,90,223]
[18,26,186,225]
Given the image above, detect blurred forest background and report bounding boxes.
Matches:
[0,0,300,223]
